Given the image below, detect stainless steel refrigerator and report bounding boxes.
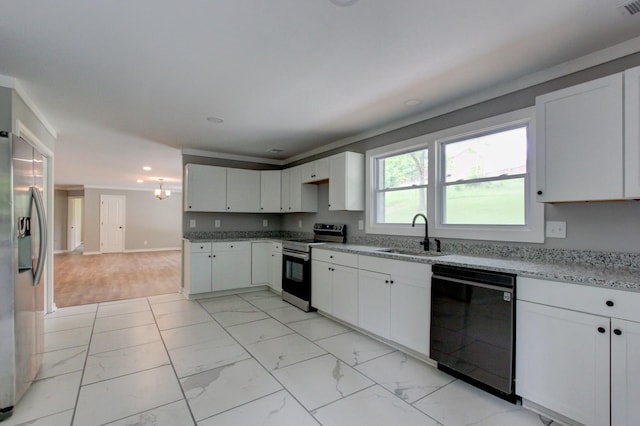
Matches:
[0,131,47,421]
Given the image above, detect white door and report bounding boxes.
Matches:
[100,195,125,253]
[67,196,83,251]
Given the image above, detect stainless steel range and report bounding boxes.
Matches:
[281,223,346,311]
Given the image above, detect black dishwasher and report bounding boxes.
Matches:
[430,264,517,402]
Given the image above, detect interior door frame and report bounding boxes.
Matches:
[67,196,83,251]
[100,194,126,253]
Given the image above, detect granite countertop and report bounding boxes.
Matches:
[318,243,640,293]
[184,237,284,243]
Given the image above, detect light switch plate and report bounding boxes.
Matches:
[545,221,566,238]
[262,219,268,227]
[214,219,221,228]
[189,219,196,228]
[358,220,364,230]
[298,220,302,228]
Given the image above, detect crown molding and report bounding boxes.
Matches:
[182,148,284,166]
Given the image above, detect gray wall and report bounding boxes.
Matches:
[84,187,182,253]
[54,190,68,251]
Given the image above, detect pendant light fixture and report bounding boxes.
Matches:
[154,179,171,200]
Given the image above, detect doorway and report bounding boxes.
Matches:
[100,194,126,253]
[67,196,83,252]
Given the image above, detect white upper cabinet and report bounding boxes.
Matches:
[260,170,282,213]
[301,157,329,183]
[226,168,260,212]
[536,73,624,202]
[288,165,318,212]
[624,66,640,198]
[328,152,364,211]
[536,66,640,203]
[184,164,227,212]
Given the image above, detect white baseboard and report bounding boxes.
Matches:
[82,251,101,256]
[54,250,69,254]
[124,247,182,253]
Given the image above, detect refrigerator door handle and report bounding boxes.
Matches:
[32,186,47,286]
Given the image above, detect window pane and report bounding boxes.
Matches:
[378,149,428,189]
[444,127,526,182]
[377,188,427,223]
[444,178,525,225]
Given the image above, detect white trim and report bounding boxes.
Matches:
[82,251,101,256]
[0,73,15,88]
[15,119,54,157]
[183,148,284,166]
[365,107,544,243]
[284,35,640,165]
[124,247,182,253]
[54,250,69,254]
[13,81,57,139]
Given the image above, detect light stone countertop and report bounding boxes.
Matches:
[318,243,640,293]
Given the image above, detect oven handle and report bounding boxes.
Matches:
[432,275,514,293]
[283,251,310,261]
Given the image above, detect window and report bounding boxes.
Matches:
[375,149,428,224]
[440,126,527,225]
[366,108,543,242]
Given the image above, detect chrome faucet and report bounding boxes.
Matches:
[411,213,429,251]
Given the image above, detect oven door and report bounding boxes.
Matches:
[281,251,311,311]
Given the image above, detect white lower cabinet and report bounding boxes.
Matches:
[251,242,271,286]
[268,242,282,293]
[183,241,252,296]
[516,300,610,426]
[516,277,640,426]
[311,249,359,324]
[358,255,431,355]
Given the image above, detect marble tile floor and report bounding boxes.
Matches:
[7,290,559,426]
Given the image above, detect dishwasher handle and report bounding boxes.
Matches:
[432,275,514,293]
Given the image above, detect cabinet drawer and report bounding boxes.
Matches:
[312,249,358,267]
[518,277,640,322]
[190,242,212,253]
[272,242,282,253]
[212,241,251,253]
[358,255,430,280]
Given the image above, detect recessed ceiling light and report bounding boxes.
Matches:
[136,179,144,183]
[206,116,224,123]
[330,0,358,6]
[405,99,422,107]
[269,148,284,154]
[143,166,152,171]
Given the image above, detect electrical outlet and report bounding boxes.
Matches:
[262,219,268,227]
[358,220,364,230]
[545,221,567,238]
[298,220,302,228]
[143,240,148,245]
[214,219,221,228]
[189,219,196,228]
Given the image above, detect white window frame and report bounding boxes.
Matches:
[365,107,544,243]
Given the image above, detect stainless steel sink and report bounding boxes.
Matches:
[377,248,446,257]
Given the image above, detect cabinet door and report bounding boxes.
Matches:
[269,248,282,293]
[226,168,260,212]
[311,260,332,313]
[289,165,303,212]
[281,168,291,212]
[329,152,364,211]
[260,170,282,213]
[184,164,227,212]
[390,279,429,355]
[212,243,252,290]
[357,269,390,339]
[251,242,270,285]
[516,301,610,426]
[611,318,640,426]
[624,66,640,198]
[190,252,213,294]
[332,265,358,325]
[536,73,623,202]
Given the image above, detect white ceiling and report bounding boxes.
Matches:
[1,0,640,191]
